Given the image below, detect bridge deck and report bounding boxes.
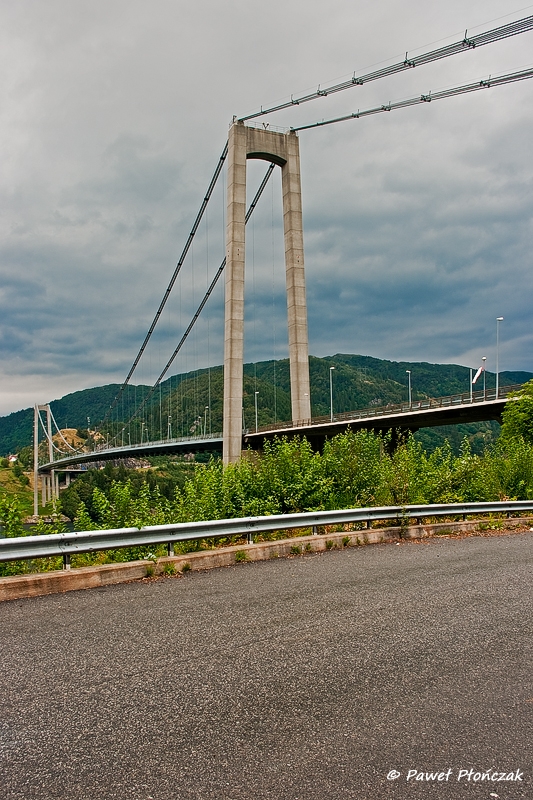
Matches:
[39,385,517,472]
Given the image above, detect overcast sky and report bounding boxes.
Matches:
[1,0,532,415]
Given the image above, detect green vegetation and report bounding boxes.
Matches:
[0,464,33,517]
[3,393,533,578]
[59,459,196,522]
[500,380,533,445]
[0,428,529,571]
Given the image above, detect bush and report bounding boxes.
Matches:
[501,380,533,444]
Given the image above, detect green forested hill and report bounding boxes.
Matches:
[1,354,531,455]
[327,353,532,399]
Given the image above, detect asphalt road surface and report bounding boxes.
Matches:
[1,532,532,800]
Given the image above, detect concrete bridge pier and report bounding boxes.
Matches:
[223,122,311,464]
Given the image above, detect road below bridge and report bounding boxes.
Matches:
[1,532,531,799]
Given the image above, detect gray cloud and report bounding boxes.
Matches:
[1,0,532,414]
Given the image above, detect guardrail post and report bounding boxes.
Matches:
[167,542,173,557]
[366,519,371,529]
[247,532,253,545]
[312,525,318,535]
[63,553,71,570]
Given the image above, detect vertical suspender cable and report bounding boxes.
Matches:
[120,163,276,433]
[99,142,229,429]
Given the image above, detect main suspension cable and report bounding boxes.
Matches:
[99,142,228,429]
[290,66,533,131]
[238,14,533,121]
[117,162,277,441]
[48,407,86,454]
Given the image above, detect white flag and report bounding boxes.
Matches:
[472,366,484,384]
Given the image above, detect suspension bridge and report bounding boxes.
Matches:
[33,15,533,512]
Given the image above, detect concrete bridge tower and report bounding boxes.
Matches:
[223,122,311,464]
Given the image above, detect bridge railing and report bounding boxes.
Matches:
[91,431,223,454]
[253,383,521,434]
[1,500,532,569]
[37,431,224,472]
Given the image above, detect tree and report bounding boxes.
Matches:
[17,446,33,469]
[500,380,533,444]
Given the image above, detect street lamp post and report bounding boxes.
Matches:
[482,356,487,400]
[254,392,259,433]
[204,406,209,436]
[329,366,335,422]
[470,368,473,403]
[168,415,172,440]
[406,370,412,408]
[496,317,504,397]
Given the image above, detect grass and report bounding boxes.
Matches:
[477,520,504,531]
[0,468,34,517]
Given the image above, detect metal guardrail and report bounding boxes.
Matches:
[1,501,532,569]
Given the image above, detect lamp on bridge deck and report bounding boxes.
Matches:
[496,317,504,397]
[406,370,412,409]
[329,366,335,422]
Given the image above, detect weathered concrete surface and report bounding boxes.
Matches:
[223,122,248,465]
[1,532,531,799]
[0,560,152,602]
[1,517,531,602]
[223,123,311,464]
